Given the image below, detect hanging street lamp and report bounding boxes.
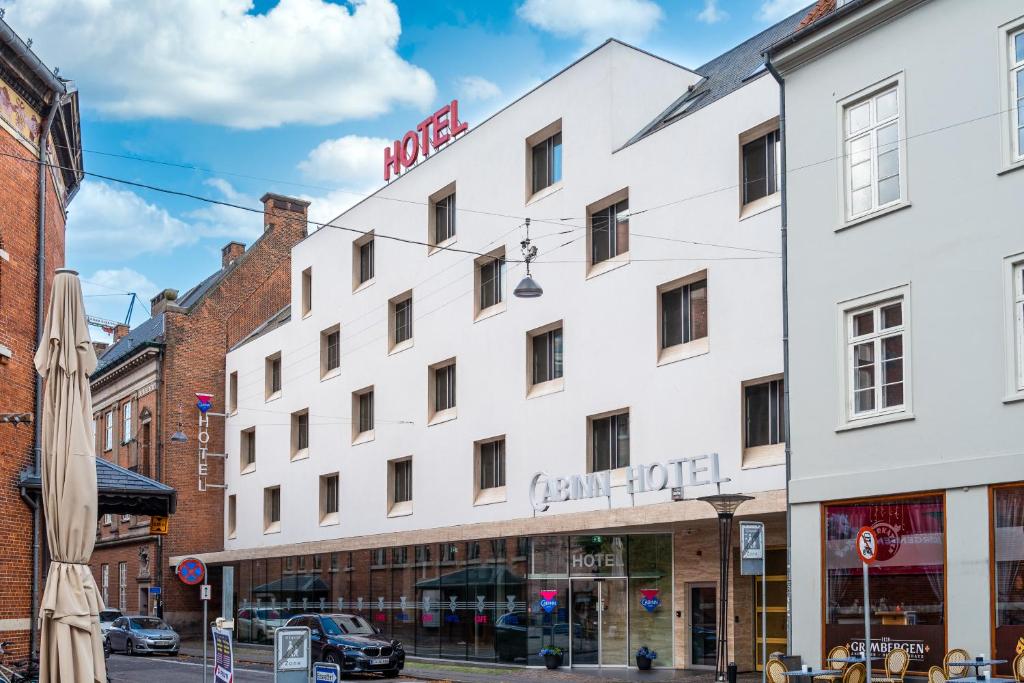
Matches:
[513,218,543,298]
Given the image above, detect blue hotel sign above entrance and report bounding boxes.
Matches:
[528,452,727,512]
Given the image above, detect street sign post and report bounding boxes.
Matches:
[313,661,341,683]
[177,558,211,683]
[856,527,879,683]
[740,521,767,683]
[273,626,311,683]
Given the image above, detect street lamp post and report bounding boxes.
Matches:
[698,493,754,681]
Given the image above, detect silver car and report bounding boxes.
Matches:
[106,616,180,656]
[98,609,122,636]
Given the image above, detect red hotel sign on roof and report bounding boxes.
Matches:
[384,99,468,181]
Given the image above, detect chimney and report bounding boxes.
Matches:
[260,192,311,237]
[112,324,130,343]
[222,241,246,268]
[150,288,179,316]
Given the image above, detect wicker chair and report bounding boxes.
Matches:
[874,647,910,683]
[1012,652,1024,683]
[816,646,851,683]
[928,666,948,683]
[944,649,970,679]
[767,657,789,683]
[844,662,866,683]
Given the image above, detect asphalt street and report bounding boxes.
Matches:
[106,654,429,682]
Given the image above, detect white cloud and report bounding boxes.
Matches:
[456,76,502,102]
[185,179,265,241]
[66,180,197,260]
[697,0,728,24]
[5,0,436,129]
[298,135,392,185]
[756,0,812,22]
[517,0,664,44]
[81,267,159,335]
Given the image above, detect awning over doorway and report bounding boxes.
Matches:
[20,457,177,517]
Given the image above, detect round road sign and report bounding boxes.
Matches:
[856,526,879,564]
[176,557,206,585]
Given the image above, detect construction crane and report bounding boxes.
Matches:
[85,292,138,335]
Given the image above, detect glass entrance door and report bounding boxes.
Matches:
[570,579,628,666]
[690,583,717,667]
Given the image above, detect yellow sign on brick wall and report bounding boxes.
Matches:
[149,516,169,535]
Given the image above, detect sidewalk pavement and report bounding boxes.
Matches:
[179,639,763,683]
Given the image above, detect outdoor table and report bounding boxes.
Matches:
[955,661,1008,671]
[827,657,882,663]
[948,677,1014,683]
[783,670,838,680]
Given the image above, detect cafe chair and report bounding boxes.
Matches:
[844,662,866,683]
[1012,652,1024,683]
[944,649,970,679]
[875,647,910,683]
[766,656,788,683]
[928,666,948,683]
[816,645,851,683]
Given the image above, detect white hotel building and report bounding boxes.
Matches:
[177,11,808,671]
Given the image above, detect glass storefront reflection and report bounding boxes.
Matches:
[228,534,672,668]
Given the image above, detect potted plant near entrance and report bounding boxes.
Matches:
[539,647,564,669]
[636,646,657,670]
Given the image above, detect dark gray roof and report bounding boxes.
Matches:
[230,304,291,351]
[177,266,228,308]
[92,313,165,379]
[626,4,811,145]
[20,458,177,516]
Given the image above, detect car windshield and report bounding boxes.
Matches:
[327,615,376,635]
[320,618,344,636]
[132,618,168,630]
[99,610,121,622]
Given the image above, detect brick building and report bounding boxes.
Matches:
[0,17,83,661]
[89,193,309,633]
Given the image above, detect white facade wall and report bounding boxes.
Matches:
[778,0,1024,666]
[223,41,786,550]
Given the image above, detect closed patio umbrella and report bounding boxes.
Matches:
[34,269,106,683]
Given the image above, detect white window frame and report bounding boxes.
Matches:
[836,75,909,227]
[100,564,109,605]
[998,18,1024,170]
[121,401,132,445]
[118,561,127,612]
[104,410,113,451]
[836,284,914,430]
[1004,253,1024,402]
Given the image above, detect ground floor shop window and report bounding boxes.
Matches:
[993,484,1024,675]
[754,548,788,670]
[824,495,945,672]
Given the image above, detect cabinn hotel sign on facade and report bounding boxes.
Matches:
[529,452,727,512]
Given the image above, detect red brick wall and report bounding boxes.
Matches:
[0,123,68,660]
[91,539,159,615]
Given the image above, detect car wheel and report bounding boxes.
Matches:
[324,651,341,665]
[125,639,134,656]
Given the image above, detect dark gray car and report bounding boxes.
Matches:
[107,616,180,656]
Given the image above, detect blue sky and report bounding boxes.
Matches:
[4,0,811,338]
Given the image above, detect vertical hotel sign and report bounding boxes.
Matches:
[196,392,214,492]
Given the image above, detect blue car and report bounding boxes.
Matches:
[284,614,405,678]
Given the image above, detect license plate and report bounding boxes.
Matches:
[370,657,390,665]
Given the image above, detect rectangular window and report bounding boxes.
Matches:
[122,402,132,444]
[321,325,340,377]
[360,239,374,283]
[590,197,629,265]
[100,564,109,605]
[847,298,906,419]
[433,192,456,245]
[358,389,374,435]
[744,378,785,448]
[993,485,1024,669]
[265,353,282,399]
[742,129,779,205]
[824,495,945,672]
[1015,262,1024,391]
[390,294,413,349]
[479,254,505,312]
[227,495,237,538]
[479,439,506,490]
[434,363,456,413]
[1010,28,1024,160]
[291,410,309,457]
[661,278,708,349]
[590,411,630,471]
[320,473,339,524]
[229,371,238,413]
[104,410,113,451]
[241,428,256,471]
[844,85,902,219]
[531,327,563,385]
[393,459,412,504]
[264,486,281,533]
[301,267,312,316]
[118,562,127,612]
[531,131,563,194]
